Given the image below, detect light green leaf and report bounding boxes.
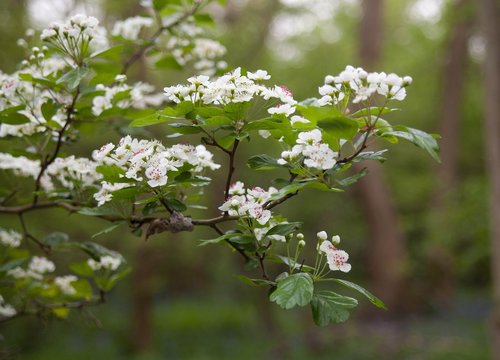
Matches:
[381,126,440,162]
[56,67,91,89]
[269,272,314,309]
[247,154,280,170]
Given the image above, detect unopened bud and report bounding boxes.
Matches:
[317,231,327,241]
[298,240,306,248]
[403,76,413,86]
[331,235,341,245]
[296,233,304,240]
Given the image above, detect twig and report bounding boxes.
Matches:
[224,140,239,200]
[121,0,205,74]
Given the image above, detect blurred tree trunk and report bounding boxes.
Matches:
[479,0,500,357]
[356,0,407,312]
[130,246,156,353]
[429,0,472,308]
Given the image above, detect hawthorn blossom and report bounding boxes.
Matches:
[54,275,77,295]
[318,65,412,106]
[278,130,338,170]
[87,255,122,271]
[0,228,22,247]
[0,296,16,317]
[111,16,154,40]
[319,238,351,273]
[219,182,277,225]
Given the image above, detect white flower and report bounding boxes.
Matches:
[54,275,77,295]
[297,129,322,145]
[247,70,271,81]
[319,240,351,272]
[229,181,245,195]
[0,296,16,317]
[317,231,328,241]
[290,115,310,126]
[29,256,55,274]
[268,103,296,117]
[87,255,122,271]
[0,228,22,247]
[111,16,154,41]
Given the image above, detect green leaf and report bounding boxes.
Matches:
[381,126,440,162]
[269,273,314,309]
[195,106,225,118]
[90,45,123,61]
[0,258,27,273]
[296,105,341,122]
[75,242,123,261]
[199,232,241,246]
[69,261,94,277]
[266,222,302,237]
[91,223,124,238]
[247,154,279,170]
[333,279,387,309]
[155,55,183,70]
[335,168,368,187]
[0,106,31,125]
[311,291,358,326]
[129,113,170,127]
[203,116,233,126]
[317,116,359,141]
[41,100,57,121]
[353,150,388,163]
[70,279,93,300]
[351,107,399,118]
[168,123,202,134]
[235,275,275,287]
[270,255,315,272]
[101,267,132,291]
[56,67,91,89]
[175,101,195,116]
[95,164,126,182]
[42,232,69,248]
[111,186,142,199]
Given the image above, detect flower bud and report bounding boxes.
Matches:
[403,76,413,86]
[331,235,341,245]
[317,231,327,241]
[298,240,306,248]
[296,233,304,240]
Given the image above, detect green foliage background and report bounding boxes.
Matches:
[0,0,491,359]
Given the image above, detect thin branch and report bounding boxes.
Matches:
[121,0,205,74]
[33,88,80,204]
[224,140,239,200]
[210,223,249,261]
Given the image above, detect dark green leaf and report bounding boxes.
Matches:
[236,275,275,287]
[311,291,357,326]
[333,279,387,309]
[247,154,279,170]
[155,56,182,70]
[91,223,124,238]
[42,232,69,248]
[266,222,302,237]
[381,126,440,162]
[335,168,368,187]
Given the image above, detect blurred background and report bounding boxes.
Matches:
[0,0,497,359]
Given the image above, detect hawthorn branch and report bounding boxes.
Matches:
[224,139,239,200]
[33,88,80,204]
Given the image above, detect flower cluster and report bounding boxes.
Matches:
[8,256,56,280]
[54,275,78,296]
[317,232,351,273]
[92,135,220,205]
[164,68,297,111]
[219,181,278,225]
[92,75,166,116]
[40,14,108,61]
[0,228,22,248]
[87,255,122,271]
[111,16,154,41]
[318,65,412,106]
[278,129,338,170]
[0,153,100,191]
[165,23,227,75]
[0,295,16,318]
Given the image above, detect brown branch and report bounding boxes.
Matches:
[121,0,205,74]
[33,88,80,204]
[224,140,239,200]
